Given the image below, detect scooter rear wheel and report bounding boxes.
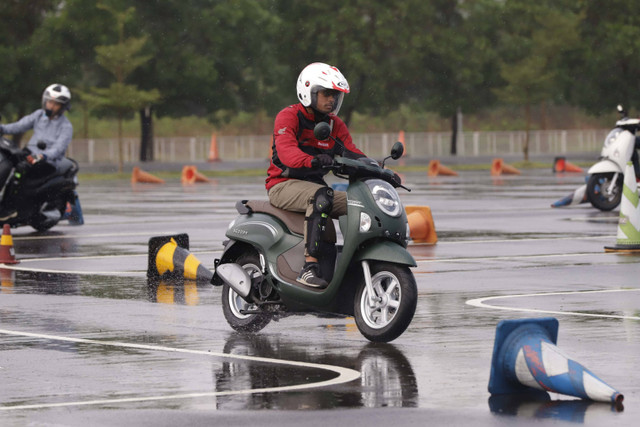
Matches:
[354,262,417,343]
[221,254,271,333]
[586,172,622,211]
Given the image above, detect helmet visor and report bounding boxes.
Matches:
[310,87,345,115]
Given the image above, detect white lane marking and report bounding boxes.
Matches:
[417,252,607,264]
[466,289,640,320]
[0,328,361,411]
[12,231,182,241]
[414,235,614,246]
[1,251,223,276]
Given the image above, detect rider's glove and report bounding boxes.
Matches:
[392,172,402,185]
[312,153,334,168]
[26,153,45,165]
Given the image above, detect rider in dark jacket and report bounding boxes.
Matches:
[0,84,73,220]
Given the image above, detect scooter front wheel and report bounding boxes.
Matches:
[221,255,271,333]
[586,172,622,211]
[354,262,417,343]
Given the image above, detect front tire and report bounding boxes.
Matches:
[586,172,622,211]
[354,262,417,343]
[221,253,271,333]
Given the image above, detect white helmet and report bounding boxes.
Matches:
[42,83,71,113]
[296,62,349,115]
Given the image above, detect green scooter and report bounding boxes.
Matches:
[212,122,417,342]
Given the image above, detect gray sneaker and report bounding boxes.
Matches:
[296,262,328,288]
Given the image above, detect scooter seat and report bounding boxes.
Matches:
[244,200,306,235]
[241,200,336,241]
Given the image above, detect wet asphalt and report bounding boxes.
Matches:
[0,166,638,426]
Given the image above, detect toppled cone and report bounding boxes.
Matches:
[181,165,211,185]
[489,317,623,406]
[428,160,458,177]
[491,158,521,176]
[553,156,584,173]
[147,233,213,283]
[62,191,84,225]
[551,184,588,208]
[0,224,19,264]
[405,206,437,244]
[132,167,165,184]
[605,161,640,252]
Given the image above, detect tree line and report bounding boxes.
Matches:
[1,0,639,161]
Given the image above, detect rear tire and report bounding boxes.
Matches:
[586,172,622,211]
[354,262,417,343]
[221,253,271,333]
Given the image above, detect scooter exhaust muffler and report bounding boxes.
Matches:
[215,263,252,298]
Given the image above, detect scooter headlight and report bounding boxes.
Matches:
[366,179,401,217]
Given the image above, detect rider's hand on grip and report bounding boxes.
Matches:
[27,153,44,165]
[392,172,402,185]
[313,153,333,168]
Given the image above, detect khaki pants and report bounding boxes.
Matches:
[268,180,346,256]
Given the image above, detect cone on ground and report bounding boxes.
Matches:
[491,158,521,176]
[553,156,584,173]
[181,165,211,185]
[489,317,623,405]
[207,133,220,162]
[397,130,406,166]
[0,224,19,264]
[405,206,437,244]
[62,191,84,225]
[605,162,640,252]
[147,233,213,284]
[132,167,165,184]
[428,160,458,177]
[551,183,588,208]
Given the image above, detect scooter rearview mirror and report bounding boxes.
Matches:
[390,141,404,160]
[314,122,331,140]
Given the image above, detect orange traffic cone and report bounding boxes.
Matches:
[131,167,165,184]
[491,158,521,176]
[553,156,584,173]
[405,206,437,244]
[397,131,406,166]
[428,160,458,177]
[181,165,211,185]
[207,133,220,162]
[0,224,19,264]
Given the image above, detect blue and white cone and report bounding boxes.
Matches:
[551,181,588,208]
[489,318,623,405]
[63,191,84,225]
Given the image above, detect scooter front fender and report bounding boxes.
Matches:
[354,240,416,267]
[588,159,623,175]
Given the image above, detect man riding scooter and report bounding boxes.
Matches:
[0,83,73,221]
[266,62,400,288]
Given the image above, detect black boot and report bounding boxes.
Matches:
[296,262,328,288]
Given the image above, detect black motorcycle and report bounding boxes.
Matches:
[0,136,80,231]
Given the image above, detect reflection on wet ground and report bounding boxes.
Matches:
[1,172,638,425]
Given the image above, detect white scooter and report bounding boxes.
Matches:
[586,105,640,211]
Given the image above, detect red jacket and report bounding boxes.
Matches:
[266,103,365,190]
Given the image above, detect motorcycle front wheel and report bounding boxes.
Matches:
[586,172,623,211]
[221,253,271,333]
[354,262,417,343]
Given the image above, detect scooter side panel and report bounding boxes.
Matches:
[225,213,300,258]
